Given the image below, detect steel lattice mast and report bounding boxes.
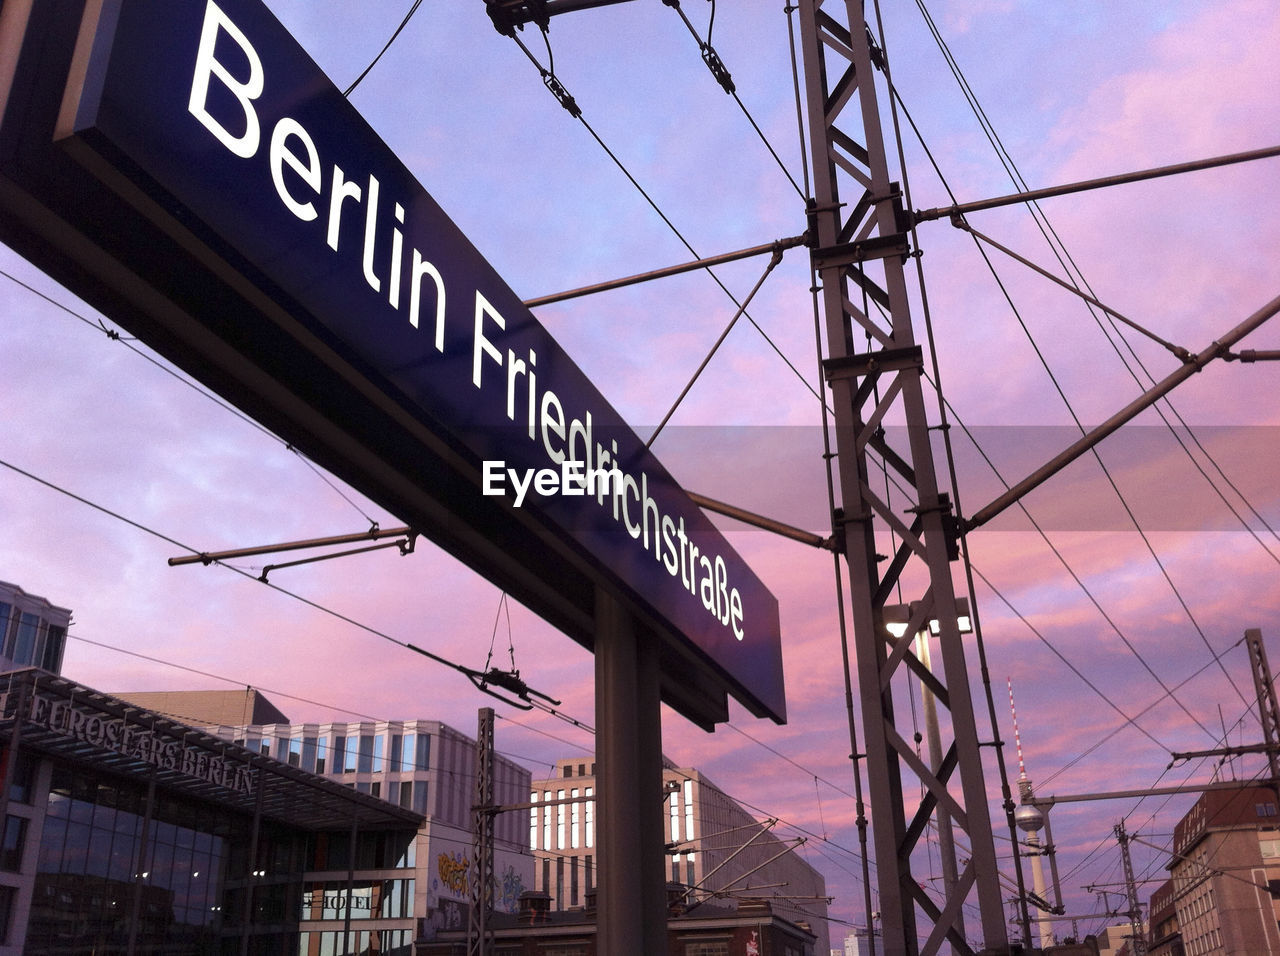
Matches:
[795,2,1008,953]
[469,707,496,956]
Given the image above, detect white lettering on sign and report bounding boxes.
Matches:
[187,1,446,351]
[25,692,254,795]
[184,0,748,644]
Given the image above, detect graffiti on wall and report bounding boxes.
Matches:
[497,864,525,914]
[437,851,469,897]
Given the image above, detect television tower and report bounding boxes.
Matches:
[1009,678,1055,949]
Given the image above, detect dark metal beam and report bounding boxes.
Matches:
[914,144,1280,223]
[523,234,807,308]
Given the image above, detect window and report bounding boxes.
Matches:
[571,789,580,849]
[0,604,11,654]
[399,733,428,772]
[11,613,38,666]
[287,737,302,767]
[1,815,27,872]
[38,624,65,672]
[0,884,12,943]
[557,791,566,849]
[1261,838,1280,858]
[399,781,413,809]
[6,751,34,804]
[684,943,728,956]
[358,735,375,773]
[1259,802,1278,817]
[530,793,539,849]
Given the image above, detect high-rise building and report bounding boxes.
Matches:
[0,580,69,674]
[530,757,830,954]
[115,689,535,939]
[1160,784,1280,954]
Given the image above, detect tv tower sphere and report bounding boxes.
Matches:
[1015,803,1045,833]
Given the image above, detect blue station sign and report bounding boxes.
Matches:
[2,0,785,724]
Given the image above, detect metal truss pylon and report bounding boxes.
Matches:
[796,2,1008,953]
[469,707,496,956]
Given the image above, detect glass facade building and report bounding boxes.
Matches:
[0,669,423,955]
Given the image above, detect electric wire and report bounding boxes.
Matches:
[1038,635,1250,790]
[971,565,1171,754]
[957,224,1280,566]
[661,0,806,200]
[0,455,576,727]
[875,35,1249,738]
[342,0,424,97]
[866,1,1032,932]
[783,2,813,200]
[63,628,567,790]
[910,0,1254,708]
[0,266,378,525]
[5,450,879,918]
[502,26,822,411]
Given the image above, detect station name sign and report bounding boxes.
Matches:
[2,0,784,723]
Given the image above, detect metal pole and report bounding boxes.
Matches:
[127,764,157,956]
[967,291,1280,531]
[469,707,496,956]
[594,587,666,954]
[913,144,1280,223]
[1245,629,1280,807]
[915,634,964,946]
[1114,822,1147,956]
[523,234,806,308]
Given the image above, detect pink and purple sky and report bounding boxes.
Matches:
[2,0,1279,947]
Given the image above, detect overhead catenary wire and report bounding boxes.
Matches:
[897,2,1258,715]
[500,23,822,410]
[0,266,380,526]
[661,0,806,200]
[342,0,424,97]
[2,452,882,915]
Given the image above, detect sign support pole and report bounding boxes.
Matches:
[595,587,667,954]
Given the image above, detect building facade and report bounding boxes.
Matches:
[1165,784,1280,956]
[119,691,535,941]
[529,758,830,954]
[1148,879,1183,956]
[0,667,423,954]
[0,580,69,675]
[420,890,818,956]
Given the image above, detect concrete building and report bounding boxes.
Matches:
[116,689,536,941]
[1163,784,1280,955]
[1147,879,1182,956]
[530,757,830,954]
[0,580,69,675]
